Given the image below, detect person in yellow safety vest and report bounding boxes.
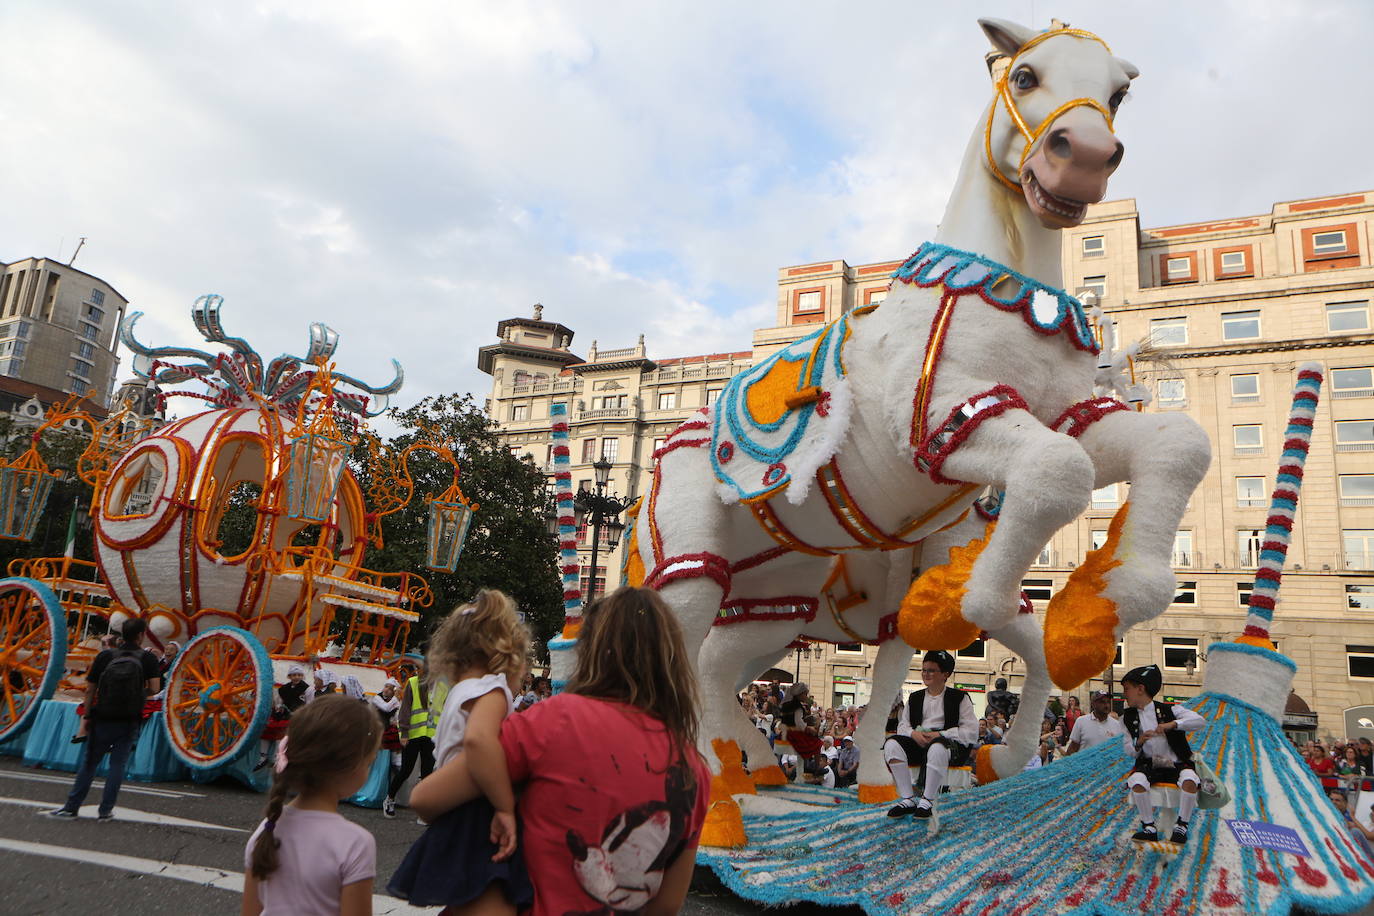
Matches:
[383,661,450,819]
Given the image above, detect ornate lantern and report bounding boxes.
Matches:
[284,432,348,522]
[426,499,474,572]
[0,461,55,541]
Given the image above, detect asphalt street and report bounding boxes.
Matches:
[0,759,853,916]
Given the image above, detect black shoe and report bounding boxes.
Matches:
[253,756,270,772]
[97,812,115,822]
[887,797,919,818]
[70,736,86,745]
[1170,820,1189,844]
[913,799,934,819]
[1132,822,1158,842]
[44,808,77,819]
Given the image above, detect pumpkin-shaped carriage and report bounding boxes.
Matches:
[0,296,474,772]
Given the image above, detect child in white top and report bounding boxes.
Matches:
[242,694,381,916]
[387,589,533,914]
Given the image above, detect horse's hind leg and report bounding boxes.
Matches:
[854,635,914,803]
[1045,406,1211,688]
[900,408,1094,649]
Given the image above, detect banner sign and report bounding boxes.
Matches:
[1226,819,1310,857]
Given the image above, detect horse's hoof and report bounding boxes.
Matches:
[1045,505,1127,689]
[701,796,748,848]
[751,765,788,787]
[897,524,992,650]
[974,744,1001,786]
[711,739,757,796]
[858,783,899,805]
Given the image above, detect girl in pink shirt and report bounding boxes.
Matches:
[242,695,381,916]
[411,587,710,916]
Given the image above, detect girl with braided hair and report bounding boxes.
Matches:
[242,694,381,915]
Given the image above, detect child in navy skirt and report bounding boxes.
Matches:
[388,590,533,911]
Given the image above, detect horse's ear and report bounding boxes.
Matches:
[1117,57,1140,80]
[978,18,1037,58]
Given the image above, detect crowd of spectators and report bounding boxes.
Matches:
[1303,736,1374,792]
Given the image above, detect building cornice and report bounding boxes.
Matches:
[572,358,656,374]
[476,342,583,375]
[1111,275,1374,313]
[1141,334,1374,362]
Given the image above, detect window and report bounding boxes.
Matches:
[89,288,105,305]
[1236,476,1267,508]
[1162,637,1199,671]
[10,340,26,359]
[795,290,822,312]
[1313,230,1350,255]
[1333,368,1374,399]
[836,642,864,654]
[959,638,986,658]
[1173,581,1198,605]
[1091,483,1121,510]
[600,438,619,462]
[1114,639,1125,667]
[1032,545,1052,566]
[80,322,99,341]
[77,342,95,360]
[1237,582,1253,608]
[1157,377,1186,407]
[1219,250,1248,274]
[1079,276,1107,299]
[1233,425,1264,455]
[1150,317,1188,347]
[70,359,91,379]
[651,437,667,454]
[1090,529,1109,550]
[510,404,529,421]
[1337,420,1374,451]
[1344,531,1374,570]
[577,478,591,493]
[578,565,607,598]
[1222,310,1262,341]
[1349,646,1374,680]
[1340,475,1374,506]
[1237,529,1263,567]
[84,304,104,323]
[1081,235,1105,257]
[1231,373,1260,403]
[864,289,888,306]
[1347,584,1374,610]
[1172,530,1193,568]
[706,388,721,406]
[1021,578,1054,601]
[581,439,597,463]
[1328,302,1370,333]
[1163,254,1196,283]
[657,392,677,410]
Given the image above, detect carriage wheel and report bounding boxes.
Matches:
[164,627,272,771]
[0,578,66,743]
[387,656,420,688]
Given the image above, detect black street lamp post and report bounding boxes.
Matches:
[574,458,631,606]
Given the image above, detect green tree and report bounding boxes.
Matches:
[355,394,563,658]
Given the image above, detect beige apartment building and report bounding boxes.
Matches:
[480,190,1374,743]
[0,257,127,406]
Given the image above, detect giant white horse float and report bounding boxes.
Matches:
[562,17,1213,847]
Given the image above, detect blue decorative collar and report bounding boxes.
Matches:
[892,242,1099,354]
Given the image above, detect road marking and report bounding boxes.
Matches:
[0,795,247,832]
[0,767,207,799]
[0,838,430,915]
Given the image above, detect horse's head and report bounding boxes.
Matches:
[979,18,1138,230]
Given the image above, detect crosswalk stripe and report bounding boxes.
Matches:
[0,838,429,915]
[0,766,206,799]
[0,795,248,832]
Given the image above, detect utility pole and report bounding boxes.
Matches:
[68,237,87,266]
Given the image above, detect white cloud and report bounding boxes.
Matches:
[2,0,1370,414]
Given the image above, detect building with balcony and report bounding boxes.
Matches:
[0,257,127,406]
[481,190,1374,742]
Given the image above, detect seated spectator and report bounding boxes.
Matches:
[977,718,1002,747]
[1331,789,1374,858]
[1339,745,1368,791]
[1359,737,1374,775]
[836,736,860,788]
[1310,744,1338,779]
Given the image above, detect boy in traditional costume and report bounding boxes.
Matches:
[1120,664,1204,844]
[885,650,977,818]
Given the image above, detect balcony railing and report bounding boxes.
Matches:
[579,407,633,420]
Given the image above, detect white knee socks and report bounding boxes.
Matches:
[1131,788,1154,823]
[1178,787,1197,823]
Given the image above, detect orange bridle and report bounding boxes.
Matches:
[983,28,1117,193]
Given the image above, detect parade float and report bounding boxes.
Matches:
[0,294,474,791]
[543,15,1374,916]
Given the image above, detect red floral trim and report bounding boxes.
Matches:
[909,293,959,450]
[917,385,1027,485]
[714,597,817,627]
[731,546,790,574]
[653,437,709,461]
[555,471,572,482]
[1242,625,1271,638]
[561,564,579,575]
[876,612,899,643]
[563,588,582,602]
[552,445,570,457]
[671,419,709,435]
[1050,396,1131,439]
[551,422,569,433]
[645,552,732,594]
[560,539,577,551]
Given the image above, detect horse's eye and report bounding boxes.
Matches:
[1109,88,1129,112]
[1011,67,1037,91]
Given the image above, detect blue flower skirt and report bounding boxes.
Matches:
[387,796,533,908]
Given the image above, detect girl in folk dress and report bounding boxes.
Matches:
[386,590,533,913]
[242,695,381,916]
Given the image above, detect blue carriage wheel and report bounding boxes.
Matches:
[163,626,272,772]
[0,577,67,744]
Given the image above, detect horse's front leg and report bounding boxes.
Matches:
[900,408,1094,649]
[1044,405,1211,688]
[854,635,913,803]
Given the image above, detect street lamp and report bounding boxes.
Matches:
[574,457,632,606]
[793,640,813,681]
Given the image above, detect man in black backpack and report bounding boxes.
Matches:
[48,618,160,821]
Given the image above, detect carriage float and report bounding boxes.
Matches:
[0,294,475,774]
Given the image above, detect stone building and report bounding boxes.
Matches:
[0,257,127,406]
[480,190,1374,742]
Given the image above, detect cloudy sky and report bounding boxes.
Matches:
[2,1,1370,415]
